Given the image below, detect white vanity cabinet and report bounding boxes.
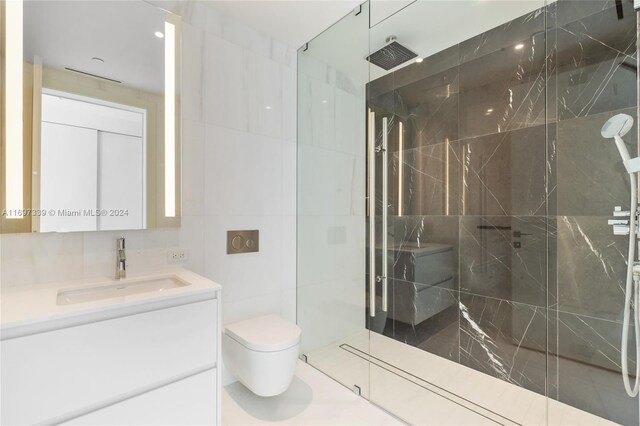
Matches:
[1,285,221,426]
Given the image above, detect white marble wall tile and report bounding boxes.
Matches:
[339,277,366,332]
[221,287,284,327]
[143,0,184,18]
[222,17,272,62]
[1,228,182,288]
[203,125,283,216]
[204,7,296,66]
[179,0,207,30]
[297,53,336,87]
[297,73,313,145]
[282,141,297,217]
[182,119,206,216]
[203,34,248,131]
[335,88,366,157]
[179,215,206,276]
[281,215,297,291]
[282,64,298,143]
[204,215,283,303]
[297,216,337,287]
[177,1,297,348]
[299,75,336,150]
[351,155,366,216]
[272,39,297,70]
[298,145,358,216]
[82,230,144,280]
[297,215,364,287]
[203,3,223,36]
[137,228,182,272]
[281,287,297,323]
[1,232,84,288]
[245,50,283,138]
[182,23,205,123]
[298,282,341,352]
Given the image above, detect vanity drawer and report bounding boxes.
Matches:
[65,369,217,425]
[1,298,218,425]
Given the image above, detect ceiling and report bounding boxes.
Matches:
[22,0,561,95]
[203,0,363,48]
[24,1,167,94]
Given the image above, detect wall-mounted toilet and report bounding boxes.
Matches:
[223,314,302,397]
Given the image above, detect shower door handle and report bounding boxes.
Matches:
[368,112,389,317]
[368,109,376,317]
[381,117,388,313]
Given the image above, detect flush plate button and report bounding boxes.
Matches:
[227,230,259,254]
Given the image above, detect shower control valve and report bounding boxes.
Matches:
[612,225,631,236]
[614,206,632,217]
[609,206,640,236]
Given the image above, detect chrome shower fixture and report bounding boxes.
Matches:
[366,35,418,71]
[602,113,640,398]
[601,114,640,173]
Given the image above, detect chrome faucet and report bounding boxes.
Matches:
[116,237,126,279]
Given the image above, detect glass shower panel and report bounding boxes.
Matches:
[547,1,640,424]
[367,1,549,424]
[297,1,640,424]
[296,2,371,397]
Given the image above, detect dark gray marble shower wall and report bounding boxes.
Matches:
[367,1,639,424]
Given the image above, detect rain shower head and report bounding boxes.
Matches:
[602,113,636,172]
[367,36,418,71]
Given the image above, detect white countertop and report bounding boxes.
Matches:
[1,268,221,339]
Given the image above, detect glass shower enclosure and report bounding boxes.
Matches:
[297,1,640,424]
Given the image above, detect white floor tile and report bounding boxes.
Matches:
[303,332,617,426]
[222,361,403,425]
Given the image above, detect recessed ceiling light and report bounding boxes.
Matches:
[415,57,424,63]
[155,31,164,39]
[515,43,525,50]
[322,99,328,104]
[265,105,272,110]
[91,57,104,63]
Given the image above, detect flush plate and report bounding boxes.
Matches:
[227,230,259,254]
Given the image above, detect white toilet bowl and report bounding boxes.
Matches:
[223,314,301,397]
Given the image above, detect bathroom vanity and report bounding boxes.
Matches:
[385,243,456,325]
[0,269,221,425]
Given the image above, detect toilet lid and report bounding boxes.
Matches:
[225,314,302,352]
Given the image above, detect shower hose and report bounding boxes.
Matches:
[625,7,640,399]
[622,175,640,397]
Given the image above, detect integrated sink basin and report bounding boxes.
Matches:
[56,276,190,305]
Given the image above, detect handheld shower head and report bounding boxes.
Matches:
[602,113,634,139]
[602,113,634,167]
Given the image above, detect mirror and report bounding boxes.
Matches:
[0,0,181,233]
